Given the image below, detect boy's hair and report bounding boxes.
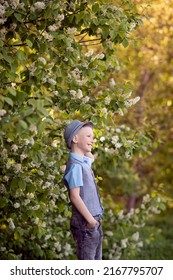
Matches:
[64,120,93,149]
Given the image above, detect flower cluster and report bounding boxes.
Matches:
[31,1,46,12]
[103,193,165,259]
[98,124,137,159]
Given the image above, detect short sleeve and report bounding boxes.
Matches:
[64,164,83,189]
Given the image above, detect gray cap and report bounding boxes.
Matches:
[64,120,94,149]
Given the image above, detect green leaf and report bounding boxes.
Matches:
[122,38,129,47]
[102,26,109,39]
[19,120,28,129]
[18,179,26,190]
[92,3,100,13]
[8,87,17,96]
[4,97,14,106]
[17,50,25,62]
[26,39,33,48]
[3,53,13,64]
[0,197,8,208]
[14,12,23,22]
[0,39,3,48]
[23,107,34,117]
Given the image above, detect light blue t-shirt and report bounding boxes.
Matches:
[64,153,92,189]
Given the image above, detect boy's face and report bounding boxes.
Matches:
[72,125,94,154]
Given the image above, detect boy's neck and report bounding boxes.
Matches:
[71,146,85,158]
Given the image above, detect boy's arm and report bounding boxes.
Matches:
[69,187,98,228]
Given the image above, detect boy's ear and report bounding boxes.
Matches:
[72,135,78,144]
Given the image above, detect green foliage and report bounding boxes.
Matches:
[102,193,167,259]
[0,0,169,260]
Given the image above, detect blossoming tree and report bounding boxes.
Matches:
[0,0,164,259]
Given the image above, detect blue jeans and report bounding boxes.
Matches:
[70,215,103,260]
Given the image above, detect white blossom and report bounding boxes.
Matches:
[43,32,54,42]
[67,46,74,52]
[3,176,9,182]
[34,217,39,225]
[150,206,161,214]
[51,140,58,147]
[66,27,77,35]
[54,241,61,251]
[69,90,76,97]
[24,199,30,206]
[26,193,34,199]
[11,144,18,152]
[105,96,111,105]
[43,182,51,189]
[0,109,7,117]
[6,161,12,169]
[38,57,46,65]
[105,231,114,237]
[29,124,38,134]
[48,24,60,32]
[117,108,124,116]
[14,202,20,208]
[117,210,124,220]
[14,163,22,173]
[0,184,6,194]
[100,136,105,142]
[121,238,128,248]
[60,165,66,172]
[41,222,46,228]
[48,78,56,85]
[141,203,145,209]
[131,232,139,241]
[85,49,94,57]
[20,153,28,160]
[28,64,37,75]
[142,194,150,203]
[32,2,46,11]
[31,205,40,211]
[116,128,121,133]
[101,107,107,115]
[64,243,71,252]
[38,170,44,176]
[71,68,81,80]
[56,14,64,21]
[123,91,132,98]
[0,247,6,252]
[125,151,131,159]
[45,234,51,240]
[11,82,16,88]
[82,96,90,103]
[137,241,143,247]
[9,218,15,230]
[95,53,105,60]
[76,77,88,86]
[135,208,140,214]
[111,135,119,145]
[129,22,136,31]
[1,148,8,157]
[109,78,116,87]
[76,89,83,98]
[125,96,140,107]
[47,175,55,181]
[10,0,20,9]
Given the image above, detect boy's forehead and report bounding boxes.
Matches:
[78,125,94,134]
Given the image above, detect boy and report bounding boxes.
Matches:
[63,120,103,260]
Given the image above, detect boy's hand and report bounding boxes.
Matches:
[85,152,94,161]
[87,218,98,229]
